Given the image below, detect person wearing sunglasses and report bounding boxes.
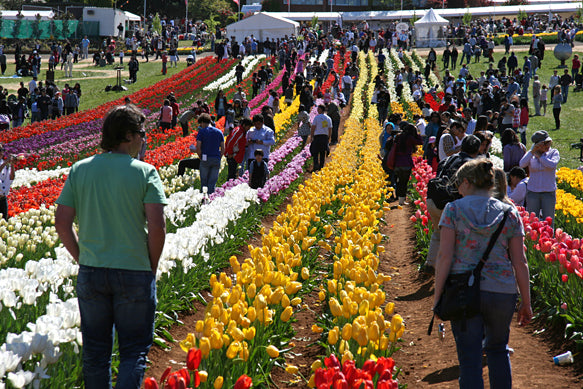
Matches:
[55,104,167,389]
[0,144,15,220]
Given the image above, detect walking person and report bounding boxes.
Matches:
[54,104,167,389]
[392,122,422,205]
[532,75,541,116]
[224,117,251,179]
[519,130,560,225]
[196,113,224,195]
[551,85,562,130]
[433,158,532,389]
[309,104,332,172]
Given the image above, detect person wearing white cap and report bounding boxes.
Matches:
[519,130,560,224]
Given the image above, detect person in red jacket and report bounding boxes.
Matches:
[224,117,252,179]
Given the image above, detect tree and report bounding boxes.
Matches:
[187,0,236,24]
[517,8,527,22]
[462,8,472,25]
[152,13,162,34]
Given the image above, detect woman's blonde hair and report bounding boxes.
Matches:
[493,167,513,205]
[454,158,494,190]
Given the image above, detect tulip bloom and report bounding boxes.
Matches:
[234,374,253,389]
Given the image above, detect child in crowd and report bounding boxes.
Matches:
[249,149,269,189]
[540,84,548,116]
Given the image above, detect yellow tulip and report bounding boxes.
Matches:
[213,376,224,389]
[231,327,245,342]
[342,323,353,341]
[286,364,299,374]
[301,267,310,280]
[311,324,324,333]
[391,314,403,331]
[328,327,339,345]
[199,337,211,358]
[311,360,322,372]
[195,320,204,333]
[247,307,257,322]
[247,283,257,299]
[291,297,302,306]
[281,294,290,308]
[367,322,380,342]
[285,281,302,295]
[341,351,354,365]
[379,335,389,350]
[239,342,250,361]
[318,290,326,301]
[280,306,293,322]
[308,374,316,388]
[226,341,240,359]
[198,371,208,383]
[266,345,280,358]
[210,329,224,349]
[385,302,395,315]
[179,333,195,352]
[329,297,343,317]
[244,327,256,340]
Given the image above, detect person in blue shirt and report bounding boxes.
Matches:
[246,114,276,168]
[196,113,224,194]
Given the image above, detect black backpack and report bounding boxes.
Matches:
[426,154,471,210]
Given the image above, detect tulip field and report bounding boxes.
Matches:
[3,40,582,388]
[0,46,410,389]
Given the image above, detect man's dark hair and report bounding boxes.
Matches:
[100,104,145,152]
[252,114,264,123]
[198,113,211,124]
[254,149,264,157]
[461,134,481,155]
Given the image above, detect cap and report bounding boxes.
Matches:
[428,136,436,144]
[531,130,552,144]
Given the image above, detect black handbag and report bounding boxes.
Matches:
[428,210,510,335]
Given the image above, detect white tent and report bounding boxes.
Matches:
[226,12,299,44]
[415,9,449,48]
[124,11,141,22]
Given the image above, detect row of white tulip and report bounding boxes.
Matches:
[203,54,266,91]
[10,168,70,190]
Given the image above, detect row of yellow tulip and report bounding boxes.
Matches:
[174,51,401,388]
[307,52,403,385]
[557,167,583,195]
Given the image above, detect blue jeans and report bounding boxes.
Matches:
[452,291,517,389]
[77,265,156,389]
[199,157,221,194]
[526,190,556,225]
[562,85,569,103]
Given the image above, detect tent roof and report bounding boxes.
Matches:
[124,11,141,21]
[263,12,342,22]
[228,12,299,30]
[269,3,580,22]
[415,8,448,25]
[0,10,54,20]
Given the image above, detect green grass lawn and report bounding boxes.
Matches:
[2,59,195,120]
[431,48,583,169]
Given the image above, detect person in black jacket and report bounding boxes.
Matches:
[249,149,269,189]
[128,55,139,83]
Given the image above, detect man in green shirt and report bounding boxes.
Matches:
[55,104,167,389]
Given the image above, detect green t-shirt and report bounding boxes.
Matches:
[56,153,168,271]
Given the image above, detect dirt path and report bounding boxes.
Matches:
[379,203,582,388]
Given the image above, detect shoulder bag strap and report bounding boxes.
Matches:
[475,209,510,274]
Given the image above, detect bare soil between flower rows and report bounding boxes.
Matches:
[144,107,582,388]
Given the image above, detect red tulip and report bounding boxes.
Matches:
[144,377,159,389]
[187,348,202,371]
[562,274,569,282]
[160,366,172,384]
[234,374,253,389]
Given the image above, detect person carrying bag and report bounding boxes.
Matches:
[430,159,532,389]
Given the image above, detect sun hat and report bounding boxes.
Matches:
[531,130,552,144]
